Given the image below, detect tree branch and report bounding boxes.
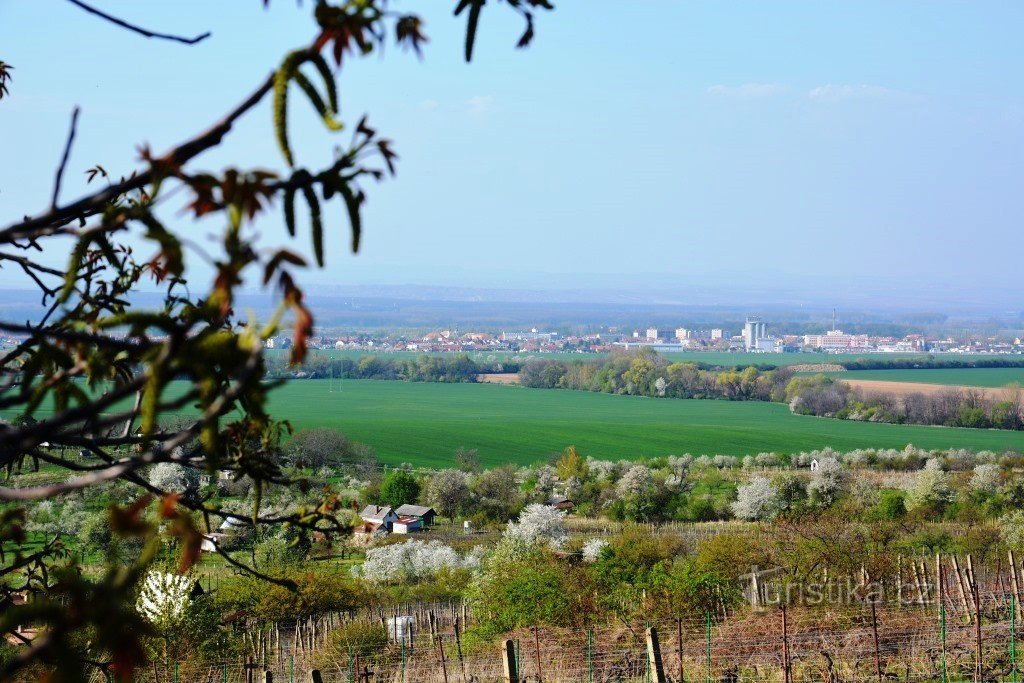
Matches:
[51,107,80,210]
[66,0,211,45]
[0,67,282,243]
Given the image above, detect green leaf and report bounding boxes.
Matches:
[273,51,307,167]
[293,72,343,132]
[337,182,363,253]
[299,183,323,266]
[283,186,297,237]
[307,52,338,113]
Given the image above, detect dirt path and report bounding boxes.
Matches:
[841,379,1010,400]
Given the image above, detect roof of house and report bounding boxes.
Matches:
[545,496,574,506]
[354,520,383,534]
[360,505,395,520]
[395,504,435,517]
[394,516,422,525]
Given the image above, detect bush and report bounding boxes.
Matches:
[312,622,390,674]
[214,570,363,622]
[469,543,596,635]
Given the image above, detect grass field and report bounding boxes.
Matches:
[832,367,1024,387]
[264,380,1024,467]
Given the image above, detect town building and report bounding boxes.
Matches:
[743,317,768,351]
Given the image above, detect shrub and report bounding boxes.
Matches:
[468,545,595,635]
[312,622,390,674]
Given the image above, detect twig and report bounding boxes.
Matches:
[0,67,281,243]
[51,107,80,210]
[66,0,211,45]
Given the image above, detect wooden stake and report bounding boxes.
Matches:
[646,627,667,683]
[677,619,684,683]
[1011,550,1023,622]
[533,626,544,683]
[781,604,791,683]
[973,578,983,683]
[501,639,519,683]
[871,602,882,683]
[438,637,449,683]
[952,555,971,622]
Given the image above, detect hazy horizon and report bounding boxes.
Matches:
[3,1,1022,309]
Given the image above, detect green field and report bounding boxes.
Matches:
[264,380,1024,466]
[832,368,1024,387]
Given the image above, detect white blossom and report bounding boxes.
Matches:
[137,571,193,626]
[503,503,567,548]
[808,457,846,505]
[731,476,781,521]
[357,540,478,583]
[581,538,608,563]
[970,463,1001,495]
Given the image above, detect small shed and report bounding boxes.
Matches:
[394,504,436,527]
[544,496,575,511]
[392,516,423,534]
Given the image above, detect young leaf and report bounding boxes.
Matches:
[283,185,297,237]
[307,52,338,113]
[337,182,363,253]
[273,51,307,167]
[293,71,343,131]
[457,0,485,62]
[299,183,324,266]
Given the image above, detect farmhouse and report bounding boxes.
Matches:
[360,505,399,531]
[394,504,436,527]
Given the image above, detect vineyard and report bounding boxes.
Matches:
[131,568,1024,683]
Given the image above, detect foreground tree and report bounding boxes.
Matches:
[0,1,553,678]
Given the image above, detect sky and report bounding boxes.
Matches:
[1,1,1023,310]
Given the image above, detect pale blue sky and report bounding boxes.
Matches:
[1,1,1022,307]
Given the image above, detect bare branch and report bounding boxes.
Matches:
[0,67,283,243]
[66,0,211,45]
[51,107,80,210]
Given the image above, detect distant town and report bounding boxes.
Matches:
[255,314,1024,357]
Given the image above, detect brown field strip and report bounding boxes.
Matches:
[476,373,521,385]
[842,378,1011,400]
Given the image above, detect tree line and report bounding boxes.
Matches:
[788,375,1024,430]
[264,352,519,383]
[518,348,794,401]
[839,357,1024,371]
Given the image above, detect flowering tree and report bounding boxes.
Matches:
[503,503,568,548]
[808,456,847,506]
[357,540,479,584]
[970,463,1002,496]
[906,458,953,512]
[147,462,199,495]
[427,469,471,521]
[731,476,781,521]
